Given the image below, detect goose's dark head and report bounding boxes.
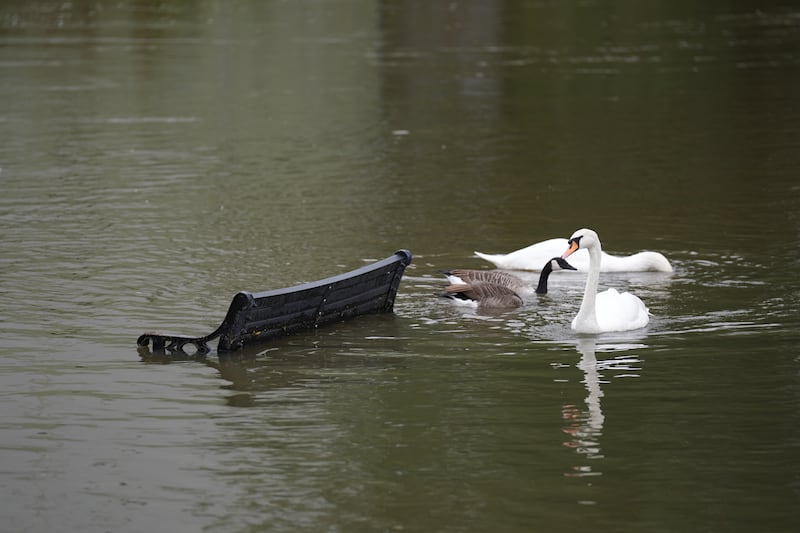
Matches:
[536,256,577,294]
[552,257,577,272]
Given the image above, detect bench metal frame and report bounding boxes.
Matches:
[137,250,412,355]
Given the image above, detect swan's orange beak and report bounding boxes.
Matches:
[562,239,580,259]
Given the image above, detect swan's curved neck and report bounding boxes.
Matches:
[575,242,602,332]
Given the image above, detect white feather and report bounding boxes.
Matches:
[475,238,672,272]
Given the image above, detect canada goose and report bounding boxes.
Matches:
[441,257,576,309]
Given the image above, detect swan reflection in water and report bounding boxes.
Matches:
[561,337,644,478]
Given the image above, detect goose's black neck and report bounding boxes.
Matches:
[535,261,554,294]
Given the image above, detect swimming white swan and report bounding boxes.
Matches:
[562,229,650,333]
[441,257,576,309]
[475,238,672,272]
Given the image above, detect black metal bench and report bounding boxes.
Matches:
[137,249,412,355]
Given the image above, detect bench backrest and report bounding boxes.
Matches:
[215,249,412,352]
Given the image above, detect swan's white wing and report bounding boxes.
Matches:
[594,288,650,332]
[597,252,673,272]
[476,239,590,271]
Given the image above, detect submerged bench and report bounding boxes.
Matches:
[137,249,412,355]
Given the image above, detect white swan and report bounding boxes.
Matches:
[562,229,650,333]
[475,238,672,272]
[441,257,576,309]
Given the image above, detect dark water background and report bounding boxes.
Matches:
[1,1,799,532]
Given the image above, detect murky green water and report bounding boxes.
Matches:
[2,1,799,532]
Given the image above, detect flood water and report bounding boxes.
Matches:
[2,1,800,531]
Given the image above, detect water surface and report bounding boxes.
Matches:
[1,1,799,532]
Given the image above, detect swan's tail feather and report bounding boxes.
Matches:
[474,251,504,267]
